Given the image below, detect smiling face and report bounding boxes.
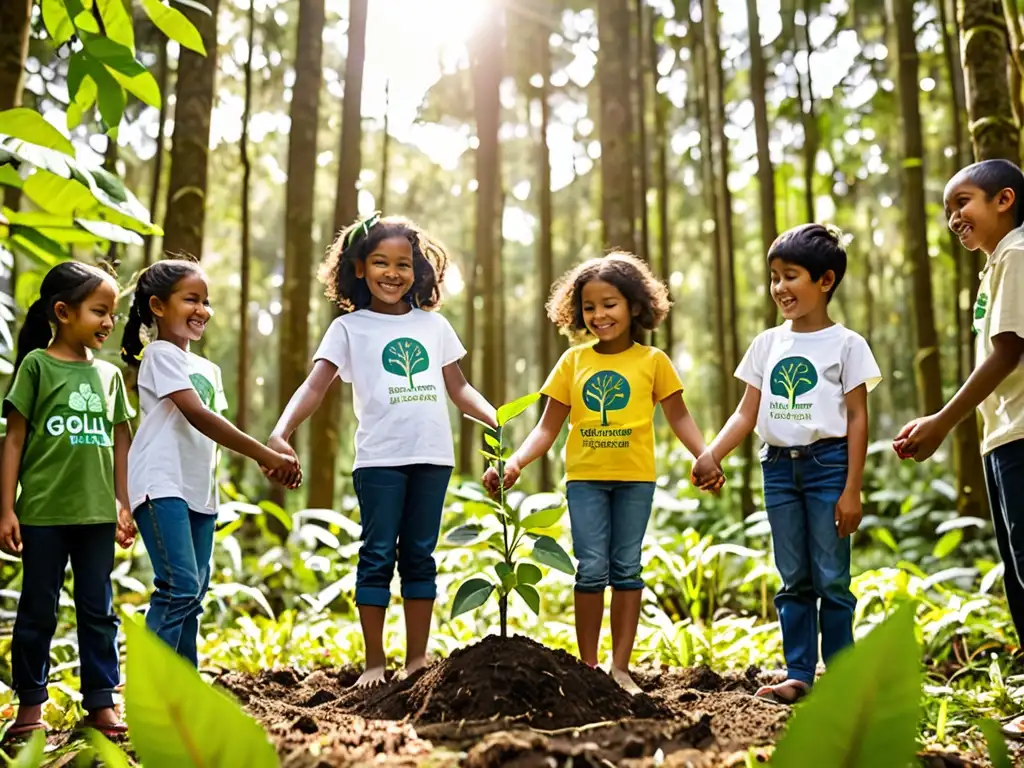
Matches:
[150,270,212,348]
[770,258,832,323]
[944,179,1015,255]
[58,279,117,351]
[355,236,416,314]
[580,279,635,347]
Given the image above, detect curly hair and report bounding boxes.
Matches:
[546,251,671,343]
[318,214,449,314]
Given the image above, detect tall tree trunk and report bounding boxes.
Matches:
[890,0,944,415]
[307,0,367,511]
[635,0,650,263]
[162,0,219,259]
[0,0,31,303]
[144,41,170,266]
[277,0,326,491]
[470,6,503,407]
[458,253,479,476]
[536,27,555,489]
[960,0,1021,161]
[597,0,637,252]
[798,0,818,222]
[379,80,390,211]
[235,0,256,480]
[746,0,779,329]
[651,10,673,353]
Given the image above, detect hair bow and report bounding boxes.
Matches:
[344,211,382,250]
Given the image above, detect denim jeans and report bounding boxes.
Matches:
[12,523,119,711]
[565,480,656,593]
[135,498,216,667]
[761,438,854,686]
[352,464,452,608]
[984,439,1024,640]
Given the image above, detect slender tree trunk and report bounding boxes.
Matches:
[0,0,30,305]
[651,10,673,353]
[307,0,367,511]
[960,0,1021,161]
[162,0,219,259]
[496,187,507,406]
[635,0,650,263]
[536,27,555,489]
[890,0,944,415]
[746,0,779,328]
[379,80,390,211]
[458,253,479,476]
[470,6,503,406]
[799,0,818,222]
[597,0,637,252]
[144,41,170,266]
[277,0,326,494]
[234,0,256,482]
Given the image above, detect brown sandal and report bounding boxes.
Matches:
[755,680,809,705]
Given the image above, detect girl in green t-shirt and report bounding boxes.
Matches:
[0,262,135,740]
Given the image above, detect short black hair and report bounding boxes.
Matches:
[767,223,847,302]
[945,159,1024,226]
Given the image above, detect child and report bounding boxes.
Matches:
[483,251,717,695]
[692,224,881,704]
[269,213,497,687]
[893,159,1024,735]
[1,262,136,738]
[121,259,299,667]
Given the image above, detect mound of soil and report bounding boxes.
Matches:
[352,634,669,728]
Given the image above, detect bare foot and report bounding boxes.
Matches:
[403,655,429,677]
[611,666,642,695]
[352,666,386,688]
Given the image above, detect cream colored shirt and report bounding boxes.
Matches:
[974,226,1024,454]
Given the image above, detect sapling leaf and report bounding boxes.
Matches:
[515,583,540,614]
[450,577,495,619]
[977,720,1013,768]
[521,504,566,531]
[516,562,542,585]
[496,392,541,426]
[446,523,484,546]
[530,535,575,575]
[494,562,516,592]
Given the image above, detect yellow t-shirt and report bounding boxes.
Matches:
[541,343,683,482]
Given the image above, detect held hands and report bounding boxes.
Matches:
[0,510,20,555]
[834,487,862,538]
[482,456,522,497]
[892,415,947,463]
[116,501,136,549]
[262,435,303,490]
[690,449,726,493]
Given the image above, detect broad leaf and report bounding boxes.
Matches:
[125,619,278,768]
[516,562,542,585]
[978,719,1013,768]
[496,392,541,426]
[530,535,575,575]
[292,507,359,537]
[446,523,484,546]
[10,228,68,267]
[141,0,207,54]
[23,171,97,216]
[97,0,136,51]
[80,34,162,109]
[770,602,922,768]
[257,500,293,532]
[484,432,500,450]
[494,562,516,592]
[42,0,75,45]
[10,729,45,767]
[171,0,214,15]
[932,530,963,559]
[86,730,132,768]
[450,577,494,619]
[520,502,565,531]
[0,109,74,156]
[514,583,540,614]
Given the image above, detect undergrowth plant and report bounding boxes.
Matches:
[449,393,575,636]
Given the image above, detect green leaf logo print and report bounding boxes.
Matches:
[190,373,216,409]
[770,356,818,407]
[974,292,988,320]
[382,338,429,389]
[68,383,103,413]
[583,371,630,426]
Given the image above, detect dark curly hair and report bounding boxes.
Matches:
[120,257,204,366]
[318,214,449,314]
[546,251,671,343]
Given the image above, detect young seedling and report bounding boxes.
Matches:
[449,392,575,637]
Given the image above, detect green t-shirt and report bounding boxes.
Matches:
[3,350,133,526]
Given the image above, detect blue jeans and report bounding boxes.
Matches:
[565,481,655,592]
[135,498,216,667]
[985,439,1024,640]
[762,438,854,686]
[12,523,119,711]
[352,464,452,607]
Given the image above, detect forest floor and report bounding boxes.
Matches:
[217,634,1002,768]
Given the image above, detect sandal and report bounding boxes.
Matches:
[1000,713,1024,740]
[3,721,46,743]
[755,680,809,705]
[79,714,128,739]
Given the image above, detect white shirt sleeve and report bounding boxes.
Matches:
[735,330,771,390]
[146,343,193,399]
[991,253,1024,339]
[840,332,883,393]
[212,363,229,414]
[439,315,468,367]
[313,318,353,381]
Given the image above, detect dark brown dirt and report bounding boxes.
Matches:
[217,635,795,767]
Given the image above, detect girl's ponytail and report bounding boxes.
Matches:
[12,300,54,376]
[120,285,150,367]
[120,259,202,366]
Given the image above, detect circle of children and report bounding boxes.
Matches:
[2,156,1024,740]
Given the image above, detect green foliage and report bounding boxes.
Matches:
[977,720,1013,768]
[770,603,922,768]
[124,617,278,768]
[140,0,206,54]
[8,730,46,768]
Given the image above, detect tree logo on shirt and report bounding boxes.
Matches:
[190,373,216,410]
[45,383,111,446]
[973,292,988,334]
[382,338,429,390]
[583,371,630,426]
[770,357,818,408]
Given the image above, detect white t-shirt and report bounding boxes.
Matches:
[735,322,881,447]
[128,341,229,515]
[313,308,466,470]
[975,226,1024,454]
